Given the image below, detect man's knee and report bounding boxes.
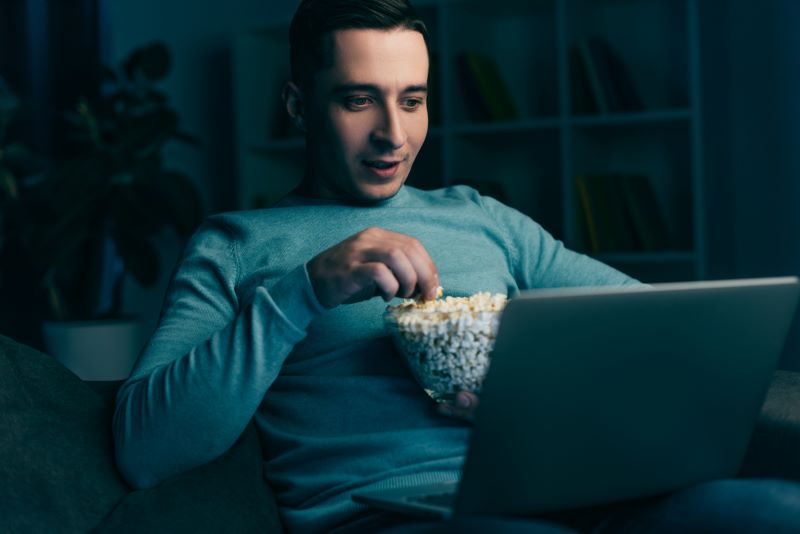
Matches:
[641,478,800,533]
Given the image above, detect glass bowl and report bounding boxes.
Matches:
[384,294,506,402]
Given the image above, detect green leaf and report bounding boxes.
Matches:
[2,143,43,176]
[113,110,177,156]
[138,42,171,82]
[123,42,171,84]
[29,215,93,283]
[48,156,111,207]
[146,89,169,104]
[149,170,203,235]
[110,187,165,239]
[99,65,118,84]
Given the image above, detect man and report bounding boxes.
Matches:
[114,0,800,532]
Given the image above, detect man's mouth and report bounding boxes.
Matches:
[363,159,401,169]
[362,159,402,177]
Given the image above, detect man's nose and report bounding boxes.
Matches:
[370,106,407,149]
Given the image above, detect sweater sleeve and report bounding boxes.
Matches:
[473,190,640,289]
[112,218,325,489]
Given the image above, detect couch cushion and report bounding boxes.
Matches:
[0,333,285,533]
[741,369,800,480]
[0,334,129,533]
[96,421,284,533]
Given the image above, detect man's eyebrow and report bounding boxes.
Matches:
[331,83,428,95]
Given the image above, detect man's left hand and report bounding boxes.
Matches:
[437,391,479,422]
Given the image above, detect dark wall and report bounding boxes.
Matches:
[700,1,800,370]
[721,1,800,370]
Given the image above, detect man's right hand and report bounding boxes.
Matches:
[437,391,479,423]
[307,227,440,309]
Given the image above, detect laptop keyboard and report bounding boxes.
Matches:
[407,491,456,508]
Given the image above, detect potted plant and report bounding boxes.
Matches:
[1,43,202,379]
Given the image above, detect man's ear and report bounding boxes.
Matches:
[282,81,306,133]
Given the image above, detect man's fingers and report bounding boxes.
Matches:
[403,245,439,300]
[308,227,440,308]
[437,390,479,422]
[354,262,400,302]
[376,235,438,300]
[455,391,478,409]
[366,247,419,299]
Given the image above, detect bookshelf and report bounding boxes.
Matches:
[232,0,705,283]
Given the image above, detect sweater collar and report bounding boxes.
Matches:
[278,185,411,209]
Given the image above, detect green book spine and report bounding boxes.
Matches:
[569,47,597,114]
[618,174,672,251]
[575,175,600,252]
[578,41,608,114]
[456,53,492,122]
[464,53,518,122]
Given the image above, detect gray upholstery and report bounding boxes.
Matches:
[95,421,281,533]
[0,334,283,534]
[0,334,129,533]
[740,370,800,480]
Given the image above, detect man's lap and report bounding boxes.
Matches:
[594,478,800,534]
[367,478,800,534]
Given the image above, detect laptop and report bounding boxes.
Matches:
[352,277,800,519]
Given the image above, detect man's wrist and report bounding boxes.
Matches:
[267,264,327,332]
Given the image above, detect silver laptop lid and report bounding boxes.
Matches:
[456,277,800,517]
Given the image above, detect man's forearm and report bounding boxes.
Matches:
[113,266,323,488]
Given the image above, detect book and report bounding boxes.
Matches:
[575,174,636,253]
[587,38,643,112]
[575,175,601,252]
[577,41,608,114]
[586,38,619,111]
[456,52,518,122]
[617,174,671,250]
[456,54,492,122]
[578,38,643,114]
[569,47,597,114]
[600,174,636,251]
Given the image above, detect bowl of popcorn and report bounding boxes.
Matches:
[385,289,508,403]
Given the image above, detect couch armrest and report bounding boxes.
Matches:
[741,370,800,480]
[95,420,284,533]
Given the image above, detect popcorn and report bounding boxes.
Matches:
[385,290,508,401]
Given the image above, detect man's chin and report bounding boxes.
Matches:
[351,180,405,204]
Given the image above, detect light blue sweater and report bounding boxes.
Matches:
[113,185,638,532]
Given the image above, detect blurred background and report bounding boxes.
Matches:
[2,0,800,374]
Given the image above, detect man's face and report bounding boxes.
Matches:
[302,28,429,202]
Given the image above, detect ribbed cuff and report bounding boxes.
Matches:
[267,263,327,333]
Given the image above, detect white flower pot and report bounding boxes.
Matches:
[42,318,144,381]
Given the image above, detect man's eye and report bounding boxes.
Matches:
[403,98,424,110]
[346,97,372,108]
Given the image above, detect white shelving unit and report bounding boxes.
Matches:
[233,0,705,283]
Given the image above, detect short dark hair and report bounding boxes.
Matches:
[289,0,430,92]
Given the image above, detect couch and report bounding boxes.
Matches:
[2,332,800,533]
[0,334,283,533]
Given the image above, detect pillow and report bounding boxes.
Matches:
[0,334,129,532]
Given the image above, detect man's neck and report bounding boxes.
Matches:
[292,176,405,207]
